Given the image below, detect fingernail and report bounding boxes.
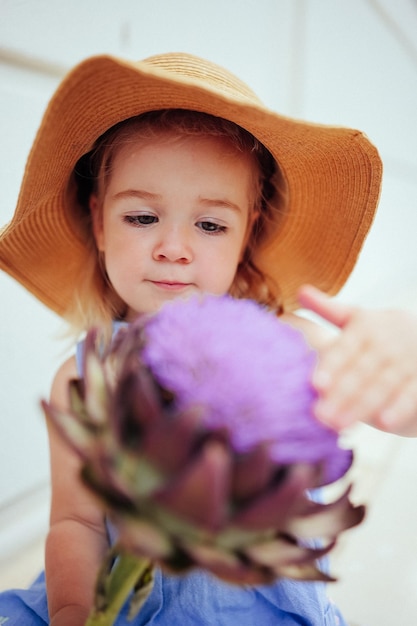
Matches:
[379,409,394,426]
[312,370,331,390]
[315,401,354,431]
[314,399,335,423]
[337,412,356,428]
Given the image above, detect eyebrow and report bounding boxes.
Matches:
[111,189,162,201]
[198,197,243,213]
[111,189,243,213]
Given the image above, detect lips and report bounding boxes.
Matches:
[150,280,193,291]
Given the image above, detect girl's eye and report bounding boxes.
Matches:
[198,221,227,234]
[124,214,158,226]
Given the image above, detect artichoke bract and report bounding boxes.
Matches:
[42,295,365,624]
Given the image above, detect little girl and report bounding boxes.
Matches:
[1,51,417,626]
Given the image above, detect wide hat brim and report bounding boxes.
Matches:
[0,53,382,316]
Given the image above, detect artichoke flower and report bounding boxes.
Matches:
[42,295,365,626]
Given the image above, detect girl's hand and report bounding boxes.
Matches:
[49,604,90,626]
[298,285,417,437]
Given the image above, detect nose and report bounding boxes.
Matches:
[152,224,193,263]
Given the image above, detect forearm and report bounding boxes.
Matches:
[46,518,109,626]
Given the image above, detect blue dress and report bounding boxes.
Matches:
[0,568,346,625]
[0,333,348,626]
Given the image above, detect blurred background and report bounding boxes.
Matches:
[1,1,417,624]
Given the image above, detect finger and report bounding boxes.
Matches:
[297,284,356,329]
[314,348,386,428]
[311,305,385,393]
[311,327,366,392]
[378,378,417,436]
[316,355,417,433]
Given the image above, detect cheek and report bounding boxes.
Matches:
[203,249,241,294]
[105,237,141,272]
[99,229,133,279]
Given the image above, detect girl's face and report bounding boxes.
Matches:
[91,134,256,320]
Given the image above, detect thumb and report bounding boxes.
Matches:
[297,284,355,329]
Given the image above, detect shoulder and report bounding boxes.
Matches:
[50,354,78,408]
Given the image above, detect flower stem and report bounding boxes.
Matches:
[85,552,152,626]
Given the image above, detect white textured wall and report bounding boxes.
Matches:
[1,0,417,621]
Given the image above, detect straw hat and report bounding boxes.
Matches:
[0,52,382,316]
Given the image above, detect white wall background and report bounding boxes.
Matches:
[1,1,417,624]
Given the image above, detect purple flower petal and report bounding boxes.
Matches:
[140,295,351,485]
